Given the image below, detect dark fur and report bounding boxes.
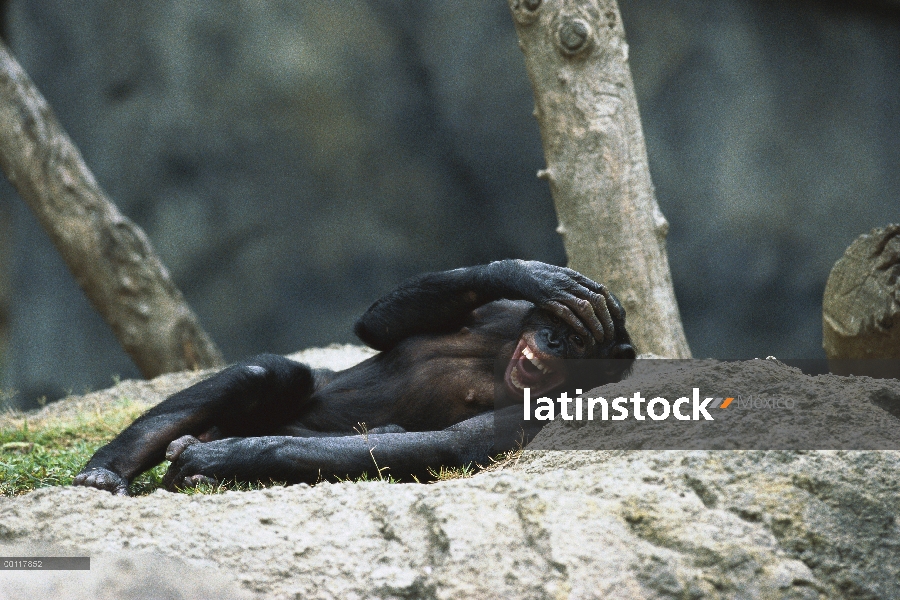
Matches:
[73,260,635,495]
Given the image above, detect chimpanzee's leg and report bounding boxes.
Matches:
[162,407,543,488]
[73,354,318,495]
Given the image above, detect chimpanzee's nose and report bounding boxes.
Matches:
[546,333,562,349]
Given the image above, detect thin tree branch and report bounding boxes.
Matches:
[0,39,224,377]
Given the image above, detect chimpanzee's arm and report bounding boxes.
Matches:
[163,408,541,488]
[354,260,622,351]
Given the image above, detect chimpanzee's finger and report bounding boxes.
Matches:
[542,300,591,339]
[565,269,607,296]
[604,290,625,322]
[567,272,620,337]
[587,290,615,342]
[559,292,607,343]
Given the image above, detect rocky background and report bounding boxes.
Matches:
[0,0,899,407]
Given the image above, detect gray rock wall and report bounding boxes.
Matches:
[1,0,899,405]
[621,0,900,359]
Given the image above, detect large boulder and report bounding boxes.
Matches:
[1,352,899,599]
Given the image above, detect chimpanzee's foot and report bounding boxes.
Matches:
[72,467,130,496]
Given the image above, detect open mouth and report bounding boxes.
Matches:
[504,338,566,398]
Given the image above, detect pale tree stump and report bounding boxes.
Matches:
[823,224,900,373]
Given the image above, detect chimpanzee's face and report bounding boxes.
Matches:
[503,309,635,399]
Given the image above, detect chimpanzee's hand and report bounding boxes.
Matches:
[162,435,231,490]
[487,260,623,344]
[73,466,131,496]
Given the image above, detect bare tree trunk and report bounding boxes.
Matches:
[0,39,225,378]
[508,0,691,358]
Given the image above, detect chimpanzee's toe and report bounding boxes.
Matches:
[165,435,201,461]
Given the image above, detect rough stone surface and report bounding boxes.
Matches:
[0,543,253,600]
[1,352,899,598]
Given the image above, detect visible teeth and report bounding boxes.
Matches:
[522,346,551,374]
[510,367,524,389]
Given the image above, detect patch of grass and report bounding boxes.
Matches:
[0,398,147,496]
[0,438,97,495]
[427,462,476,481]
[129,463,169,496]
[174,478,287,495]
[335,471,401,484]
[335,450,521,485]
[479,447,524,474]
[0,399,294,497]
[423,449,521,482]
[0,399,299,497]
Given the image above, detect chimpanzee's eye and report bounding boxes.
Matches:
[570,334,585,349]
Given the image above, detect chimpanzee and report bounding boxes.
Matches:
[73,260,635,495]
